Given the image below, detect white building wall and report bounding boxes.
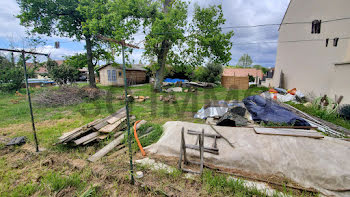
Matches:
[273,0,350,104]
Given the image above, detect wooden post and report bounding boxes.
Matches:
[199,129,204,174]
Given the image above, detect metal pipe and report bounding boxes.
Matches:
[121,46,134,184]
[0,48,48,56]
[22,51,39,152]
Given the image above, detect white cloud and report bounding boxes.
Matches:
[190,0,290,67]
[0,0,290,67]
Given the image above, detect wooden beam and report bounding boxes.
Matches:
[93,108,126,130]
[74,132,99,145]
[99,117,127,133]
[187,130,221,138]
[185,144,219,155]
[88,134,125,162]
[254,128,324,139]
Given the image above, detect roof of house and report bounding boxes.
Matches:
[97,63,147,72]
[222,68,264,79]
[26,60,64,74]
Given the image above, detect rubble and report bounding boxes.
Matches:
[6,136,26,146]
[165,87,182,93]
[159,95,176,103]
[135,158,176,174]
[182,82,216,88]
[216,110,248,127]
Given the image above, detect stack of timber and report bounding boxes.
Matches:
[57,107,128,146]
[88,119,148,162]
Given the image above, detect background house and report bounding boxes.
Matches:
[223,68,264,81]
[97,64,147,86]
[221,68,264,89]
[26,60,64,79]
[27,60,89,82]
[272,0,350,104]
[261,68,274,87]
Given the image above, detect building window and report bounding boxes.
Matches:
[112,70,117,81]
[311,20,321,34]
[107,70,111,81]
[333,38,339,47]
[107,70,117,81]
[119,71,122,77]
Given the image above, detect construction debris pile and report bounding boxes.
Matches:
[163,80,216,89]
[194,100,250,127]
[263,87,305,103]
[57,107,127,146]
[146,121,350,197]
[243,95,310,126]
[34,86,106,107]
[193,94,350,138]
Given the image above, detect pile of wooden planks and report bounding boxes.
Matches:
[57,107,128,146]
[88,119,148,162]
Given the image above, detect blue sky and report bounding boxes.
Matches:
[0,0,289,68]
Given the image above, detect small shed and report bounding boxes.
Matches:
[221,75,249,89]
[97,64,147,86]
[221,68,264,89]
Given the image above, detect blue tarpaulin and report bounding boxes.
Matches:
[243,95,310,126]
[163,78,186,83]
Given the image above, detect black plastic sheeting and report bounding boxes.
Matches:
[243,95,310,126]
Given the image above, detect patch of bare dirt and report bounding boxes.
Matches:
[56,186,76,197]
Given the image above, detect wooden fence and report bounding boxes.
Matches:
[221,76,249,90]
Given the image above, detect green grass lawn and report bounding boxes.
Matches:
[0,84,267,148]
[2,84,320,196]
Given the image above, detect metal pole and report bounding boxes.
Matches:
[22,51,39,152]
[121,46,134,184]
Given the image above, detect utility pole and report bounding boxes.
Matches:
[96,35,139,185]
[0,48,48,152]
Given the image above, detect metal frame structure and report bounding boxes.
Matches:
[0,48,49,152]
[97,35,139,184]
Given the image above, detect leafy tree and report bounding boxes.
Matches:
[46,60,80,84]
[248,75,255,82]
[186,4,234,67]
[194,62,223,83]
[150,2,233,91]
[253,65,269,73]
[0,55,24,91]
[237,54,253,68]
[141,0,188,92]
[64,54,88,70]
[16,0,111,88]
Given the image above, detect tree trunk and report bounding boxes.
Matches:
[153,0,172,92]
[154,53,166,92]
[85,36,97,88]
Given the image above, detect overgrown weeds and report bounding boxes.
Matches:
[41,171,84,192]
[288,102,350,130]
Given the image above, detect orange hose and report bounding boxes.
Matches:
[133,120,146,156]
